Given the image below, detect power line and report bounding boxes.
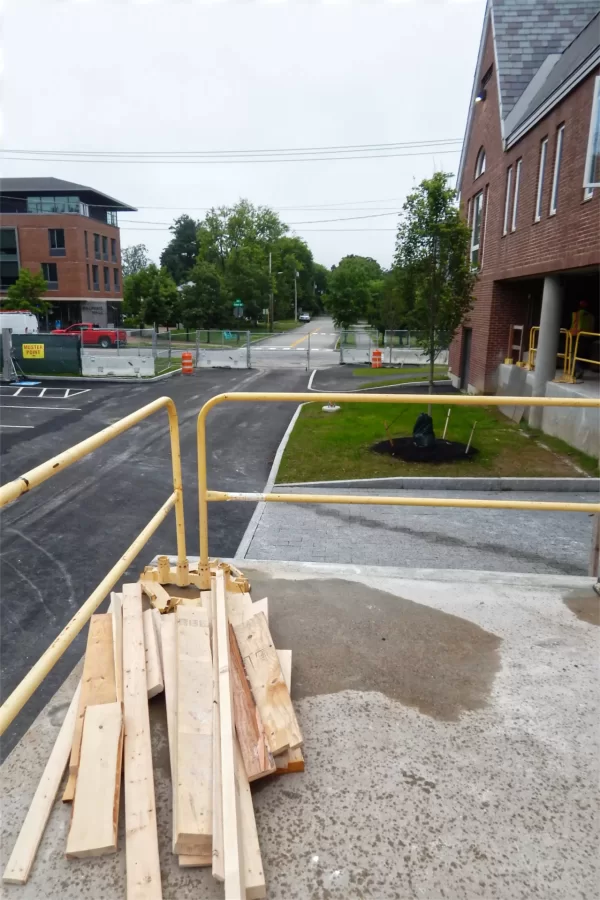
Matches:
[0,149,460,165]
[120,211,399,227]
[1,138,461,158]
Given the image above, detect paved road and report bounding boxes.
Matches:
[249,315,340,369]
[0,367,309,757]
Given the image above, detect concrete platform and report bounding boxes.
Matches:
[2,560,599,899]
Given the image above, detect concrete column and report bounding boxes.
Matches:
[529,275,563,428]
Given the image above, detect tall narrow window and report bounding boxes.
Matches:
[474,147,486,179]
[94,233,101,259]
[102,235,108,260]
[113,268,120,291]
[92,265,99,291]
[584,75,600,188]
[549,125,564,215]
[86,264,91,290]
[48,229,65,256]
[503,166,513,236]
[84,230,89,258]
[511,159,522,232]
[110,238,117,263]
[41,262,58,289]
[470,191,483,266]
[535,138,548,222]
[103,266,110,291]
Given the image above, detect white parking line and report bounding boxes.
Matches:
[0,387,90,399]
[0,405,82,411]
[0,424,34,429]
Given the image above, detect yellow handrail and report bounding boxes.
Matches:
[527,326,572,374]
[0,396,187,736]
[196,391,600,588]
[569,330,600,379]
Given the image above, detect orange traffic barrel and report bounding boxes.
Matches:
[371,348,382,369]
[181,351,193,375]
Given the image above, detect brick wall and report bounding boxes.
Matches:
[450,18,600,392]
[1,213,123,303]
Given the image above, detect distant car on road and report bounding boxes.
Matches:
[299,313,311,323]
[51,322,127,349]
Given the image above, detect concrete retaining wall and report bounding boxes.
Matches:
[496,363,599,458]
[197,350,248,368]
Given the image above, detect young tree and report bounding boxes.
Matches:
[121,244,150,277]
[394,172,475,394]
[4,268,51,318]
[160,215,199,283]
[313,263,329,312]
[325,255,383,330]
[123,265,178,329]
[180,262,227,334]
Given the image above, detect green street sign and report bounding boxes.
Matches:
[233,299,243,307]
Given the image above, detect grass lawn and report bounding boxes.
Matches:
[353,365,450,389]
[276,401,599,482]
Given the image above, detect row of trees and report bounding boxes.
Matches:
[122,200,329,331]
[324,172,476,387]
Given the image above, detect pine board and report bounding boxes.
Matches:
[216,570,245,899]
[275,650,305,773]
[111,593,124,705]
[234,613,303,755]
[160,612,210,867]
[211,583,224,882]
[175,605,212,857]
[66,702,123,858]
[140,580,170,612]
[143,608,164,698]
[122,583,162,900]
[235,740,266,900]
[229,622,275,782]
[3,682,81,884]
[63,613,116,802]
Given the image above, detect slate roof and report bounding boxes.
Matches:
[0,177,136,210]
[492,0,599,117]
[509,11,600,135]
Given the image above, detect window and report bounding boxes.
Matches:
[94,233,101,259]
[549,125,564,216]
[48,228,65,256]
[503,166,513,236]
[511,159,522,232]
[87,264,91,291]
[470,191,483,266]
[475,147,486,179]
[111,238,117,263]
[103,266,110,291]
[92,264,100,291]
[102,235,108,260]
[584,185,594,201]
[113,268,120,291]
[107,210,118,226]
[41,262,58,289]
[84,230,89,258]
[0,227,19,289]
[26,195,80,214]
[534,138,548,222]
[584,75,600,188]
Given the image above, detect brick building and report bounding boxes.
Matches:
[0,177,136,328]
[449,0,600,406]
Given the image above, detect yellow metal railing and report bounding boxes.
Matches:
[195,391,600,587]
[0,396,188,736]
[527,326,572,376]
[567,331,600,382]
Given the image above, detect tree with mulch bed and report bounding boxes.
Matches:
[276,402,598,482]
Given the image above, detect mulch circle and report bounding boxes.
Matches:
[371,437,478,464]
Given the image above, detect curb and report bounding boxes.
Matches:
[22,368,182,385]
[235,400,307,558]
[275,476,600,492]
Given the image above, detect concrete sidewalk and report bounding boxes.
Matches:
[1,561,598,899]
[240,487,596,575]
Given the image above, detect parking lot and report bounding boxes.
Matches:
[0,384,92,438]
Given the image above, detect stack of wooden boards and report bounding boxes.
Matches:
[3,562,304,900]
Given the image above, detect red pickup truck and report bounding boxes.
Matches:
[51,322,127,349]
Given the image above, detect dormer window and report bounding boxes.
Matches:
[475,147,486,179]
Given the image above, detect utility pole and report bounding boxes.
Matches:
[268,252,274,333]
[294,270,298,321]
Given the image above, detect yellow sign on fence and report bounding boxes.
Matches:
[22,343,45,359]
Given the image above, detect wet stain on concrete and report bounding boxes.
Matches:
[244,572,502,722]
[563,588,600,626]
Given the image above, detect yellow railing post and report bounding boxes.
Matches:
[166,402,189,585]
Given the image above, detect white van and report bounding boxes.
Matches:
[0,310,39,334]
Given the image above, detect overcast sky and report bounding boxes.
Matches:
[3,0,485,270]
